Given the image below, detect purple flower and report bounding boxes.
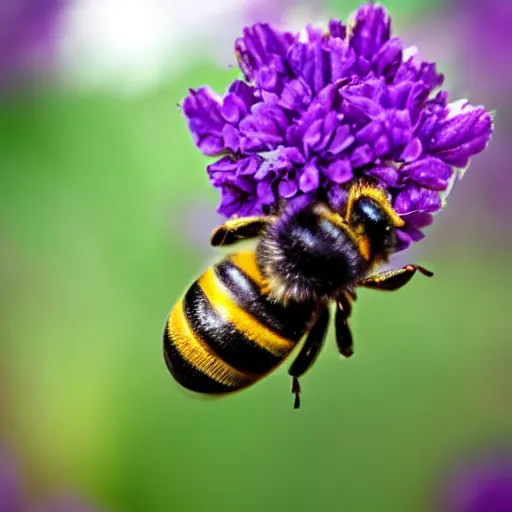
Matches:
[0,446,24,512]
[0,0,64,87]
[182,2,493,251]
[0,445,102,512]
[438,448,512,512]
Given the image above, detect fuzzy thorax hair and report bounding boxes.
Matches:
[256,203,370,304]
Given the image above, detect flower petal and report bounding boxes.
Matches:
[400,157,453,190]
[328,39,356,81]
[349,4,391,59]
[222,124,239,152]
[393,185,442,214]
[366,166,398,187]
[279,78,312,111]
[323,159,353,184]
[222,92,250,124]
[400,137,423,162]
[373,37,403,79]
[237,156,263,176]
[183,88,225,155]
[218,184,256,217]
[351,144,373,167]
[257,178,276,205]
[394,229,412,252]
[430,105,493,167]
[235,23,292,80]
[207,157,238,186]
[288,41,330,95]
[278,177,298,198]
[299,160,320,192]
[328,19,346,39]
[326,125,355,155]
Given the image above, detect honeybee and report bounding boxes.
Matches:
[163,181,433,408]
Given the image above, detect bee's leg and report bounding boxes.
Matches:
[335,294,354,358]
[288,307,330,410]
[210,216,275,247]
[357,264,434,291]
[291,377,301,410]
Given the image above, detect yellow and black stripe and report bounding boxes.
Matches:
[163,251,315,394]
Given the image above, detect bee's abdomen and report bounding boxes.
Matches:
[163,251,314,394]
[183,282,283,375]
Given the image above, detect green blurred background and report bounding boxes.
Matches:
[1,0,511,511]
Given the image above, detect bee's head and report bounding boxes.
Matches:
[345,183,404,264]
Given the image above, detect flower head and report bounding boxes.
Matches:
[0,0,64,87]
[1,444,102,512]
[438,447,512,512]
[182,2,493,251]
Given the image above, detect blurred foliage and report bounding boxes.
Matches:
[1,1,511,512]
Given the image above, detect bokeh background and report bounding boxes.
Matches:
[1,1,511,511]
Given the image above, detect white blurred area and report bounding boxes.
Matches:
[57,0,323,94]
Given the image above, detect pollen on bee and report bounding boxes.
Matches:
[261,282,271,295]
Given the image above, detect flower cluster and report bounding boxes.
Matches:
[1,445,101,512]
[182,2,493,250]
[0,0,64,87]
[438,447,512,512]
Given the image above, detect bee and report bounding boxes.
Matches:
[163,181,433,408]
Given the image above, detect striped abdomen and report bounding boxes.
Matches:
[163,250,315,394]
